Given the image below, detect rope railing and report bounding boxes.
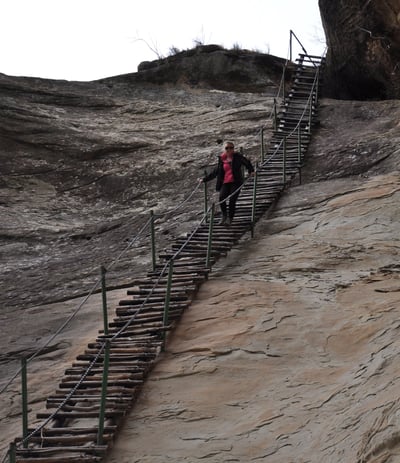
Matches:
[20,344,105,447]
[289,29,318,66]
[262,64,321,169]
[111,209,208,341]
[13,203,213,449]
[3,177,212,455]
[0,181,205,398]
[1,449,10,463]
[153,180,203,219]
[266,28,324,126]
[6,192,208,455]
[0,219,153,396]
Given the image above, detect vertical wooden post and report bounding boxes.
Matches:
[150,210,156,271]
[282,136,287,185]
[162,260,174,351]
[101,266,109,336]
[9,443,16,463]
[273,98,277,131]
[97,340,110,445]
[21,358,28,448]
[203,171,208,224]
[297,125,302,185]
[297,125,302,164]
[251,164,258,238]
[206,203,215,270]
[260,128,264,163]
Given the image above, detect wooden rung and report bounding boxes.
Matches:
[47,396,132,404]
[15,456,101,463]
[113,306,183,316]
[103,327,171,338]
[127,287,194,295]
[19,433,113,444]
[46,402,127,412]
[26,426,116,436]
[77,350,157,359]
[85,342,159,351]
[71,360,150,368]
[54,386,141,396]
[121,294,188,303]
[60,374,143,384]
[16,445,108,455]
[64,368,144,377]
[36,410,125,419]
[58,378,143,388]
[132,275,202,285]
[110,312,181,326]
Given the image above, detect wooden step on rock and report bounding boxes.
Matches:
[15,446,108,457]
[15,453,103,463]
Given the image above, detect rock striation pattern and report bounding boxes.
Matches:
[106,170,400,463]
[105,100,400,462]
[0,49,283,458]
[1,48,400,462]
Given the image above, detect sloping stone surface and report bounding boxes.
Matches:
[106,172,400,463]
[1,61,400,462]
[0,72,274,311]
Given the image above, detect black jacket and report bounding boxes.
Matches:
[203,151,254,191]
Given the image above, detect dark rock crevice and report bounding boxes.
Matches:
[319,0,400,99]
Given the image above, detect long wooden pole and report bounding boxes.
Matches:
[206,203,215,269]
[97,340,110,445]
[101,266,109,336]
[21,358,28,448]
[150,210,156,271]
[162,260,174,350]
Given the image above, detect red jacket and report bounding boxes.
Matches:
[204,151,254,191]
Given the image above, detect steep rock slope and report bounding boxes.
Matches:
[0,49,282,456]
[0,68,276,312]
[105,99,400,462]
[1,52,400,462]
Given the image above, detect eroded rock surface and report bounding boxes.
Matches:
[319,0,400,99]
[0,71,274,311]
[106,174,400,463]
[0,57,279,457]
[1,61,400,462]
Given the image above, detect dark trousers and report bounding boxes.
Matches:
[219,182,240,219]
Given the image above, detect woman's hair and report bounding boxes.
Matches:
[224,141,234,149]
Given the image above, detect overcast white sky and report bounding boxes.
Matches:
[0,0,325,82]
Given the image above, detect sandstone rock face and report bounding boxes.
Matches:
[319,0,400,99]
[0,70,275,312]
[107,172,400,463]
[2,55,400,462]
[104,99,400,463]
[0,60,279,457]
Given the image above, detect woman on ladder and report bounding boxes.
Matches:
[202,141,254,226]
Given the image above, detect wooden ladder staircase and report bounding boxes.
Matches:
[9,53,325,463]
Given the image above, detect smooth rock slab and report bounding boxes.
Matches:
[105,173,400,462]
